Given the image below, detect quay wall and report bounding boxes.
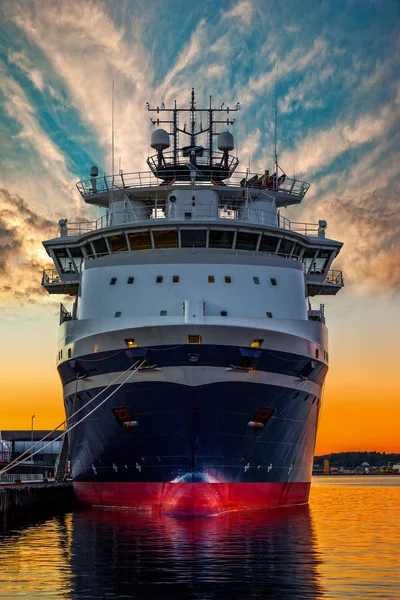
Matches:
[0,482,77,531]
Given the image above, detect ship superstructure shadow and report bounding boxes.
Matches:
[41,89,344,515]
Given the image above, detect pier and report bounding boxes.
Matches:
[0,481,77,532]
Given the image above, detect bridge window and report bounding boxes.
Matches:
[302,248,317,273]
[209,229,234,249]
[181,229,207,247]
[153,229,178,248]
[292,243,302,257]
[279,239,294,255]
[109,234,128,252]
[92,238,108,256]
[259,234,279,253]
[128,231,152,250]
[311,250,332,274]
[54,248,73,273]
[235,231,258,251]
[69,246,84,271]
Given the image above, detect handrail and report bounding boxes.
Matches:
[76,169,310,199]
[63,206,320,237]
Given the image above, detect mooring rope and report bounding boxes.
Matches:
[0,359,144,477]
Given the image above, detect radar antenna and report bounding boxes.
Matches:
[146,89,240,183]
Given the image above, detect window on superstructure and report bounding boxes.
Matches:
[68,348,72,358]
[253,277,260,285]
[184,213,192,220]
[186,335,202,344]
[208,275,215,283]
[266,312,273,318]
[181,229,207,247]
[160,310,167,316]
[110,277,117,285]
[251,339,264,348]
[115,311,121,317]
[69,246,84,271]
[311,250,332,274]
[172,275,179,283]
[156,275,163,283]
[302,248,317,274]
[209,230,234,249]
[270,278,277,286]
[292,243,302,258]
[125,339,138,348]
[60,350,63,359]
[259,235,279,254]
[221,311,228,316]
[54,248,73,273]
[235,232,258,251]
[315,349,319,359]
[128,231,152,250]
[224,276,231,283]
[279,239,294,256]
[92,238,108,256]
[109,234,128,253]
[127,276,134,284]
[153,229,178,249]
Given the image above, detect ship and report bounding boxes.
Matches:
[42,89,344,515]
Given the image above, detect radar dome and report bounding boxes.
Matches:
[90,166,99,177]
[218,131,234,151]
[151,128,170,151]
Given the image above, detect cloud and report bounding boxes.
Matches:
[221,0,254,26]
[281,96,400,177]
[5,0,153,173]
[0,188,58,305]
[8,50,45,91]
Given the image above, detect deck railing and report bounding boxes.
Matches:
[64,206,320,237]
[76,169,310,199]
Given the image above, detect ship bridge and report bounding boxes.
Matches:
[41,89,344,304]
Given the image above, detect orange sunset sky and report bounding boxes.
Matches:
[0,0,399,455]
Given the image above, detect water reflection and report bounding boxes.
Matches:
[69,505,323,599]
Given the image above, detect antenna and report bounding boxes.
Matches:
[274,62,279,191]
[110,80,115,215]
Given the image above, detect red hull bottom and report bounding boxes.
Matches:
[74,482,310,516]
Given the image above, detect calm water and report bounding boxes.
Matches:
[0,477,399,599]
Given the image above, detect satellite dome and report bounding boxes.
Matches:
[90,166,99,177]
[151,128,170,151]
[218,131,234,151]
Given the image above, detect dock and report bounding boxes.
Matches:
[0,481,77,532]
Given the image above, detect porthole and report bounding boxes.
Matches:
[188,353,200,363]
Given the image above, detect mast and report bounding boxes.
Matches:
[274,63,278,191]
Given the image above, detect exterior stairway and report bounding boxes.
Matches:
[54,433,69,481]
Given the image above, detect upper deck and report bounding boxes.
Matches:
[76,169,310,209]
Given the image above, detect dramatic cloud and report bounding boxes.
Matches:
[0,188,59,305]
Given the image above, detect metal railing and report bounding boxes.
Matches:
[63,206,320,237]
[324,270,344,285]
[76,169,310,199]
